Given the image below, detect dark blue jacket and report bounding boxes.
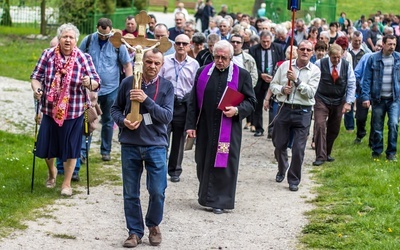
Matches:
[361,51,400,103]
[111,76,174,147]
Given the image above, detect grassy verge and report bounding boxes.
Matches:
[0,130,121,238]
[301,122,400,249]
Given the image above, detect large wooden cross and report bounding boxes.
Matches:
[110,10,172,122]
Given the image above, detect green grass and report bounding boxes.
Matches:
[0,33,49,81]
[0,130,120,239]
[301,121,400,249]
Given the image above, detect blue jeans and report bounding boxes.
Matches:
[81,134,92,160]
[344,103,355,130]
[56,158,80,174]
[97,89,118,155]
[370,99,400,156]
[121,144,167,237]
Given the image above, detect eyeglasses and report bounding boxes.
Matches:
[175,42,189,46]
[230,41,242,44]
[299,48,313,52]
[97,30,113,38]
[214,55,230,61]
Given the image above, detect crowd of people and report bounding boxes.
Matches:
[29,4,400,248]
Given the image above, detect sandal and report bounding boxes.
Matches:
[45,177,56,188]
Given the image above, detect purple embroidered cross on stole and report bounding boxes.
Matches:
[196,62,240,168]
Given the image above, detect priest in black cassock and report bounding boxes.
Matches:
[186,40,257,214]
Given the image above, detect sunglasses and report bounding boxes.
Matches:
[97,30,113,38]
[175,42,189,46]
[230,41,242,44]
[214,55,230,61]
[299,48,313,52]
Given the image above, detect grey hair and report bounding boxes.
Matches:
[259,30,273,39]
[319,31,330,40]
[275,25,288,35]
[329,43,343,56]
[213,40,233,58]
[207,33,221,43]
[57,23,80,43]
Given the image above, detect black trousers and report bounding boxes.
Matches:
[272,105,312,186]
[253,88,267,133]
[167,100,187,177]
[355,97,369,140]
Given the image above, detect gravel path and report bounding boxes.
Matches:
[0,76,316,250]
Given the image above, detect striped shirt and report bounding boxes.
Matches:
[381,55,394,98]
[31,47,100,119]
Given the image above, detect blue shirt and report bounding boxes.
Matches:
[79,33,131,96]
[354,53,374,82]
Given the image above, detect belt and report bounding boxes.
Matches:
[174,95,184,105]
[280,102,312,110]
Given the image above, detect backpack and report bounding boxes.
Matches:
[85,34,126,84]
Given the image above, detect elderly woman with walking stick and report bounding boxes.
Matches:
[30,23,100,196]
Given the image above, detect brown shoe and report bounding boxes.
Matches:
[148,226,162,246]
[123,234,142,248]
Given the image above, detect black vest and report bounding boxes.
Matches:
[316,57,349,106]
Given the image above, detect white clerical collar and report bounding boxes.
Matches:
[207,61,234,82]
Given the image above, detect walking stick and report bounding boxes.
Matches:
[83,88,90,195]
[31,88,42,193]
[85,133,90,195]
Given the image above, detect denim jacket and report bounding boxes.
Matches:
[361,51,400,103]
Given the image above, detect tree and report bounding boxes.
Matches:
[59,0,96,34]
[0,0,12,26]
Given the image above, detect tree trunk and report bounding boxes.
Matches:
[252,0,265,18]
[40,0,46,35]
[0,0,13,26]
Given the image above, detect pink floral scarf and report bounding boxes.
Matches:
[47,45,78,126]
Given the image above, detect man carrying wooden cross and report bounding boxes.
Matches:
[110,10,174,248]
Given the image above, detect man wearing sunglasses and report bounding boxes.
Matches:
[79,18,133,162]
[159,34,200,183]
[270,40,321,192]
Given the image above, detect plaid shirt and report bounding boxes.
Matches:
[31,47,100,119]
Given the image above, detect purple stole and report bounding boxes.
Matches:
[196,62,240,168]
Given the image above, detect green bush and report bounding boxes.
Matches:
[58,0,96,34]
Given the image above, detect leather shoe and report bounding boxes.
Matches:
[148,226,162,246]
[289,184,299,191]
[123,234,142,248]
[71,173,80,182]
[101,154,111,161]
[327,155,335,162]
[170,176,180,182]
[254,131,264,137]
[212,208,224,214]
[312,160,325,166]
[275,173,285,183]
